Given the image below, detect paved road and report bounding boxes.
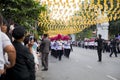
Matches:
[36,47,120,80]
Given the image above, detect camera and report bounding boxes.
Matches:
[24,35,34,45]
[29,36,34,41]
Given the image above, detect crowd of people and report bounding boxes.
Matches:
[77,34,120,62]
[49,34,73,60]
[77,37,119,53]
[0,13,73,80]
[81,37,120,53]
[37,34,73,71]
[2,10,119,79]
[0,13,16,79]
[0,13,40,80]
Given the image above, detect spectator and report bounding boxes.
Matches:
[24,35,40,71]
[0,13,16,77]
[0,13,4,75]
[5,26,35,80]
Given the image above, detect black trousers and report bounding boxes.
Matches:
[51,49,57,58]
[64,49,71,58]
[30,71,35,80]
[57,50,63,61]
[0,74,5,80]
[110,47,117,57]
[97,48,102,61]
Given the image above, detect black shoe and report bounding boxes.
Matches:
[42,68,48,71]
[59,58,61,61]
[97,60,101,62]
[109,55,112,57]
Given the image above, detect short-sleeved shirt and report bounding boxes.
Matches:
[51,41,57,50]
[64,40,71,49]
[56,40,63,50]
[0,31,12,69]
[0,31,4,70]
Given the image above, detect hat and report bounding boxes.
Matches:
[12,26,26,40]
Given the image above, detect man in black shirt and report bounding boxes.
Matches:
[109,38,117,57]
[5,26,35,80]
[95,34,103,62]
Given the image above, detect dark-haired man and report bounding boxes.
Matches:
[41,34,50,71]
[5,26,35,80]
[95,34,104,62]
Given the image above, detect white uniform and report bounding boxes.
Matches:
[56,40,63,50]
[64,40,71,49]
[64,40,71,58]
[51,41,57,50]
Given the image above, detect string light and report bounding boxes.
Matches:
[38,0,120,36]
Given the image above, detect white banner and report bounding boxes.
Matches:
[97,22,109,40]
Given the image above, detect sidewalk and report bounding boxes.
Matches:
[35,57,43,80]
[36,68,43,80]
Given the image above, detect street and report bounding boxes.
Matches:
[36,47,120,80]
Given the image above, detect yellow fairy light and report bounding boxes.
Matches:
[110,0,113,10]
[39,0,120,36]
[97,0,100,5]
[91,0,94,4]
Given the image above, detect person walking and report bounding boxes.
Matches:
[50,40,58,58]
[41,34,50,71]
[56,39,64,61]
[64,40,71,58]
[95,34,104,62]
[109,38,117,57]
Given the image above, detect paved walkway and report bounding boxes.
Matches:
[36,47,120,80]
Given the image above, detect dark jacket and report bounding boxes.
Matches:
[95,38,103,49]
[41,38,51,53]
[5,40,35,80]
[110,39,117,48]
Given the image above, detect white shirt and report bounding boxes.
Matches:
[51,41,57,50]
[50,41,54,49]
[64,40,71,49]
[56,40,63,50]
[0,31,4,70]
[0,31,12,69]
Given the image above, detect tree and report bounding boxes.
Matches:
[75,0,119,40]
[109,19,120,38]
[76,25,96,40]
[0,0,46,31]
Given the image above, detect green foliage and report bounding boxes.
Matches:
[109,19,120,38]
[75,0,119,40]
[0,0,46,31]
[76,25,96,40]
[37,25,48,35]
